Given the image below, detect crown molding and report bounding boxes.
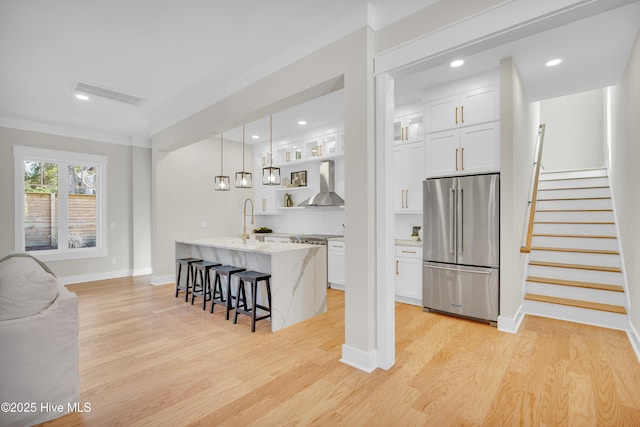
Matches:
[0,116,152,148]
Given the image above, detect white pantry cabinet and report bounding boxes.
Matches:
[395,245,422,306]
[425,122,499,178]
[424,85,499,133]
[393,141,424,212]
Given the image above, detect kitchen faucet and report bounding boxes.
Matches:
[242,198,255,242]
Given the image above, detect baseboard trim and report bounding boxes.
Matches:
[150,274,174,286]
[133,267,152,276]
[628,321,640,363]
[497,304,525,334]
[59,269,132,285]
[340,344,377,373]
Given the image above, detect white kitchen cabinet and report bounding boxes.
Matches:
[393,141,424,212]
[395,245,422,306]
[425,122,499,178]
[394,111,424,143]
[327,240,345,290]
[424,85,499,133]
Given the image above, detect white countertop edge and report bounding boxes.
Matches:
[176,237,320,254]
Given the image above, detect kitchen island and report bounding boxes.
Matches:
[175,238,327,332]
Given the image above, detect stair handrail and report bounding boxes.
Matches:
[520,124,546,253]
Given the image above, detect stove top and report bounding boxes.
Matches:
[290,234,343,244]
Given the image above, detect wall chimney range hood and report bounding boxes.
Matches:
[298,160,344,207]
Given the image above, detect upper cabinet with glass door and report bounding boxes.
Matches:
[394,111,424,144]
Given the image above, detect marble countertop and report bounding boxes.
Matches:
[176,237,318,254]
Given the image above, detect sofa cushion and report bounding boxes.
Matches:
[0,254,58,321]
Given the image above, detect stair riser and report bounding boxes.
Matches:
[534,211,614,222]
[523,300,629,331]
[537,188,611,199]
[538,177,609,189]
[540,169,607,180]
[533,223,617,236]
[527,265,623,285]
[525,282,626,306]
[536,199,612,211]
[529,251,622,268]
[530,236,619,251]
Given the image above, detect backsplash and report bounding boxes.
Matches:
[256,209,344,235]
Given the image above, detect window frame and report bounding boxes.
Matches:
[14,145,108,261]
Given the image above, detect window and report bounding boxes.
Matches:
[14,146,107,261]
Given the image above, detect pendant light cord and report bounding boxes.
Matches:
[220,133,224,174]
[242,124,246,171]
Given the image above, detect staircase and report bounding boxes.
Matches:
[523,168,629,330]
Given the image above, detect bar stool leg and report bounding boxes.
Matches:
[175,262,183,298]
[210,273,223,314]
[251,281,258,332]
[202,268,211,311]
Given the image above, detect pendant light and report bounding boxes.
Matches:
[214,133,230,191]
[235,124,252,188]
[262,114,280,185]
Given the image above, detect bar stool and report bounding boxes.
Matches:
[210,265,246,319]
[190,260,221,310]
[233,271,272,332]
[175,257,202,301]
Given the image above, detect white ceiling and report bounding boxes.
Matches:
[0,0,425,143]
[0,1,638,145]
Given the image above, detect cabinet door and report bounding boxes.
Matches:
[328,247,345,286]
[393,118,404,143]
[459,122,499,174]
[404,112,424,143]
[460,85,499,126]
[393,145,406,211]
[425,95,459,133]
[396,255,422,302]
[405,143,424,211]
[425,130,458,178]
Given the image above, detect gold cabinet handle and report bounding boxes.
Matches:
[455,148,459,171]
[396,259,399,275]
[401,250,417,254]
[461,105,464,123]
[405,126,409,140]
[405,189,408,209]
[401,127,405,141]
[461,147,465,170]
[455,107,458,125]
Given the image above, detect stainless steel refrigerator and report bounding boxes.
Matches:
[422,173,499,323]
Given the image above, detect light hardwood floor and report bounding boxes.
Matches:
[38,276,640,426]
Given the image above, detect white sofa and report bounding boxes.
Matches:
[0,253,79,427]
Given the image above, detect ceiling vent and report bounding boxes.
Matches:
[73,81,145,106]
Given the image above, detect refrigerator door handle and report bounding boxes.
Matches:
[449,187,455,254]
[424,263,493,275]
[459,188,464,255]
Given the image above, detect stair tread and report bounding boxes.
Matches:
[533,233,617,239]
[530,246,619,255]
[536,209,613,212]
[524,293,627,314]
[529,260,621,273]
[534,221,614,225]
[537,197,611,201]
[538,186,609,191]
[527,276,624,292]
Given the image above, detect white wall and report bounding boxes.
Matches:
[499,58,540,328]
[609,31,640,337]
[132,146,152,275]
[0,127,151,283]
[152,137,249,283]
[540,89,605,171]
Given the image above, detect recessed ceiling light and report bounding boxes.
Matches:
[75,93,89,101]
[298,120,307,125]
[251,135,259,140]
[450,60,464,68]
[546,58,562,67]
